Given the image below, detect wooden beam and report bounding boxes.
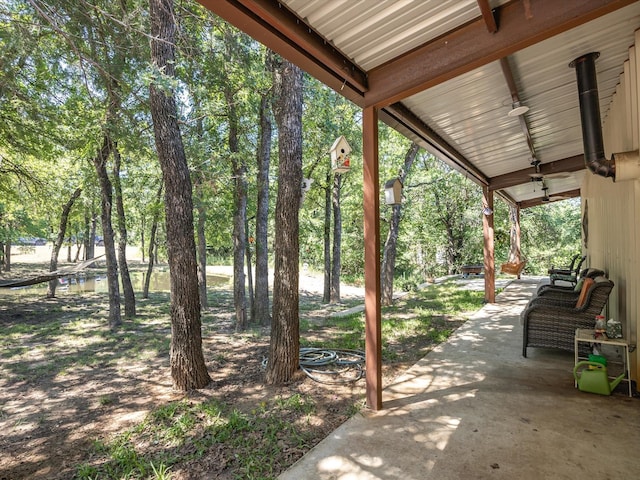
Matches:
[515,206,522,279]
[198,0,368,105]
[382,103,490,186]
[363,106,382,411]
[365,0,636,107]
[483,186,495,303]
[500,57,537,161]
[477,0,498,33]
[489,155,585,191]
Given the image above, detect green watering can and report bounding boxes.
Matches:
[573,361,625,396]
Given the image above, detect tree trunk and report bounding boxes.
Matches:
[255,67,273,327]
[4,241,10,272]
[223,63,248,331]
[113,144,136,317]
[508,203,520,263]
[196,198,208,310]
[245,216,255,321]
[86,209,96,261]
[330,174,342,303]
[92,135,122,328]
[47,187,82,298]
[323,172,331,304]
[266,58,303,385]
[141,217,146,263]
[381,142,419,305]
[143,184,163,299]
[83,210,91,261]
[149,0,210,391]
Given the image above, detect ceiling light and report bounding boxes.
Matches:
[507,101,530,117]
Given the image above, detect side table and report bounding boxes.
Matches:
[574,328,632,397]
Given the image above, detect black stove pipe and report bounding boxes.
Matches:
[570,52,616,180]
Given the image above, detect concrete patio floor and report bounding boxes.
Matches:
[280,278,640,479]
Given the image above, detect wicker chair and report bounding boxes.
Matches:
[521,276,614,357]
[536,268,605,298]
[549,255,586,286]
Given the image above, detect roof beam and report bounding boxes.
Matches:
[518,189,581,209]
[365,0,636,107]
[198,0,368,105]
[477,0,498,33]
[382,103,489,186]
[500,57,537,163]
[489,155,585,191]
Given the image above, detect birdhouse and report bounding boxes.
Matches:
[384,178,403,205]
[330,135,351,173]
[301,178,314,193]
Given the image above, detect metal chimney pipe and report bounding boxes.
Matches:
[570,52,616,180]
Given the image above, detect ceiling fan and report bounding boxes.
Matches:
[539,183,571,203]
[528,157,571,181]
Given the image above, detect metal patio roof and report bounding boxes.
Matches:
[201,0,640,207]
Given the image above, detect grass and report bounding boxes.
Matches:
[303,279,484,362]
[2,277,485,479]
[75,396,318,480]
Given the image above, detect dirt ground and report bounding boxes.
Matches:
[0,250,422,480]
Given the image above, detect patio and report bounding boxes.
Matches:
[280,278,639,479]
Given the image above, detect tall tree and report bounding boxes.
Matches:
[149,0,211,390]
[224,78,248,331]
[266,58,303,385]
[93,136,122,327]
[323,171,332,303]
[112,144,136,317]
[330,174,342,303]
[381,142,419,305]
[143,183,163,299]
[254,89,272,326]
[220,24,251,331]
[46,187,82,298]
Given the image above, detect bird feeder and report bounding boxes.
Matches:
[384,178,403,205]
[330,135,351,174]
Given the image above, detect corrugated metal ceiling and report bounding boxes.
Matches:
[282,0,510,70]
[275,1,640,205]
[241,0,640,206]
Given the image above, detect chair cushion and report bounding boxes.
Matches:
[576,277,595,307]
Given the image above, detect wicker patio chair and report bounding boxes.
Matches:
[522,276,614,357]
[536,268,605,298]
[547,253,581,276]
[549,255,586,286]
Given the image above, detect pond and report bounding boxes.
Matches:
[0,270,230,297]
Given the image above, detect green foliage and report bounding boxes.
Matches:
[303,280,484,361]
[0,0,581,284]
[519,199,582,274]
[76,396,317,480]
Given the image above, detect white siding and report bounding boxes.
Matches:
[584,31,640,385]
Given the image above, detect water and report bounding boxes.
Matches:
[1,271,230,296]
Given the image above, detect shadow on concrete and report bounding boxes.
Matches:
[280,278,639,480]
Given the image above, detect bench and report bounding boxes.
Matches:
[461,264,483,277]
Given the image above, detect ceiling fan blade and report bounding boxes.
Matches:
[528,172,571,180]
[543,172,571,179]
